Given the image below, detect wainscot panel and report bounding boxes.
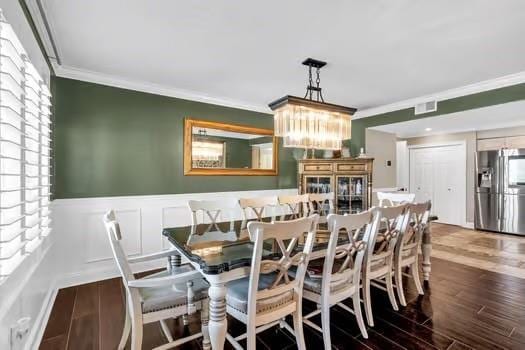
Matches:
[51,188,297,288]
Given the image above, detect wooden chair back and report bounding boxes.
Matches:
[377,192,415,207]
[324,210,379,294]
[364,205,409,269]
[308,192,335,223]
[239,196,279,221]
[278,194,310,219]
[246,215,319,316]
[103,211,141,304]
[188,199,238,225]
[396,201,431,258]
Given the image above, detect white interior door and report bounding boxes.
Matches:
[410,148,434,203]
[433,146,462,225]
[409,144,465,226]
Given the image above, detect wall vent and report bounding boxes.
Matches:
[414,100,437,115]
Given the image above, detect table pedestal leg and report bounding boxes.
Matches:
[208,284,227,350]
[168,253,181,272]
[422,224,432,282]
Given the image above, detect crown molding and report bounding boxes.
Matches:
[53,64,271,114]
[353,71,525,119]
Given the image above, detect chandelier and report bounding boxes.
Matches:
[268,58,356,150]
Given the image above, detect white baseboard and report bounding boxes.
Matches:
[463,222,475,229]
[25,282,58,350]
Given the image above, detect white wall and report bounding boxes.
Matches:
[51,189,297,289]
[365,129,397,205]
[0,2,53,350]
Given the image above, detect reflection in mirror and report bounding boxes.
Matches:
[191,126,273,170]
[187,221,249,256]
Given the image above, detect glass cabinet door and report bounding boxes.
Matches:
[304,176,332,194]
[336,176,367,214]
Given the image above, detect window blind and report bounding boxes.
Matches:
[0,13,52,282]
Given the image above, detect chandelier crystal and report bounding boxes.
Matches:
[269,58,356,151]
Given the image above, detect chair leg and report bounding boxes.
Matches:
[201,299,211,350]
[130,316,143,350]
[118,303,131,350]
[363,278,374,327]
[247,327,257,350]
[412,262,424,295]
[293,310,307,350]
[394,262,407,307]
[352,292,368,339]
[320,304,331,350]
[386,271,399,311]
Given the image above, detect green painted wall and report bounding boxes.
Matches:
[53,77,298,199]
[348,83,525,155]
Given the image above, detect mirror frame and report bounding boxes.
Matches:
[184,118,279,176]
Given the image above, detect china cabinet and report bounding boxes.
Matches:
[298,158,374,214]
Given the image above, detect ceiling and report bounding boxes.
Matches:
[41,1,525,112]
[371,100,525,138]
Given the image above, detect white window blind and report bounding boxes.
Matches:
[0,13,52,282]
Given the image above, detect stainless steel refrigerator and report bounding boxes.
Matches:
[475,148,525,235]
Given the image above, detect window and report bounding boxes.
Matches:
[0,15,52,282]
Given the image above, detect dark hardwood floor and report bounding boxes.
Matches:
[39,256,525,350]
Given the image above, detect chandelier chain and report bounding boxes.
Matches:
[316,67,325,102]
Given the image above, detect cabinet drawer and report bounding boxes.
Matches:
[477,138,505,151]
[303,163,332,172]
[336,163,365,172]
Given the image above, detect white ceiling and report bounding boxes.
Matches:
[371,100,525,138]
[42,1,525,112]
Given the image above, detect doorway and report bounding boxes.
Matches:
[409,142,467,226]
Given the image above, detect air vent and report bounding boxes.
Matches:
[414,100,437,115]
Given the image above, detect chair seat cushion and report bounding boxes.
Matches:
[287,263,351,295]
[226,272,294,314]
[140,265,209,313]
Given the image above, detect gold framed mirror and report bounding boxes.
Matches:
[184,119,278,176]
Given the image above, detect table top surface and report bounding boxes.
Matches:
[162,214,437,275]
[163,216,330,274]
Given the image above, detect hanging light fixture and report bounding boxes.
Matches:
[269,58,356,151]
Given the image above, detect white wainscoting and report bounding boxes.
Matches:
[51,188,297,288]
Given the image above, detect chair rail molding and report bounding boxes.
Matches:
[51,188,298,289]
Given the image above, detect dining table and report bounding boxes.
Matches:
[162,214,437,350]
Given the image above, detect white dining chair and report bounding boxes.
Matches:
[278,194,310,219]
[308,192,335,224]
[188,199,239,225]
[377,192,416,207]
[362,204,409,327]
[393,201,431,306]
[224,215,319,350]
[103,211,211,350]
[239,196,279,221]
[299,210,378,349]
